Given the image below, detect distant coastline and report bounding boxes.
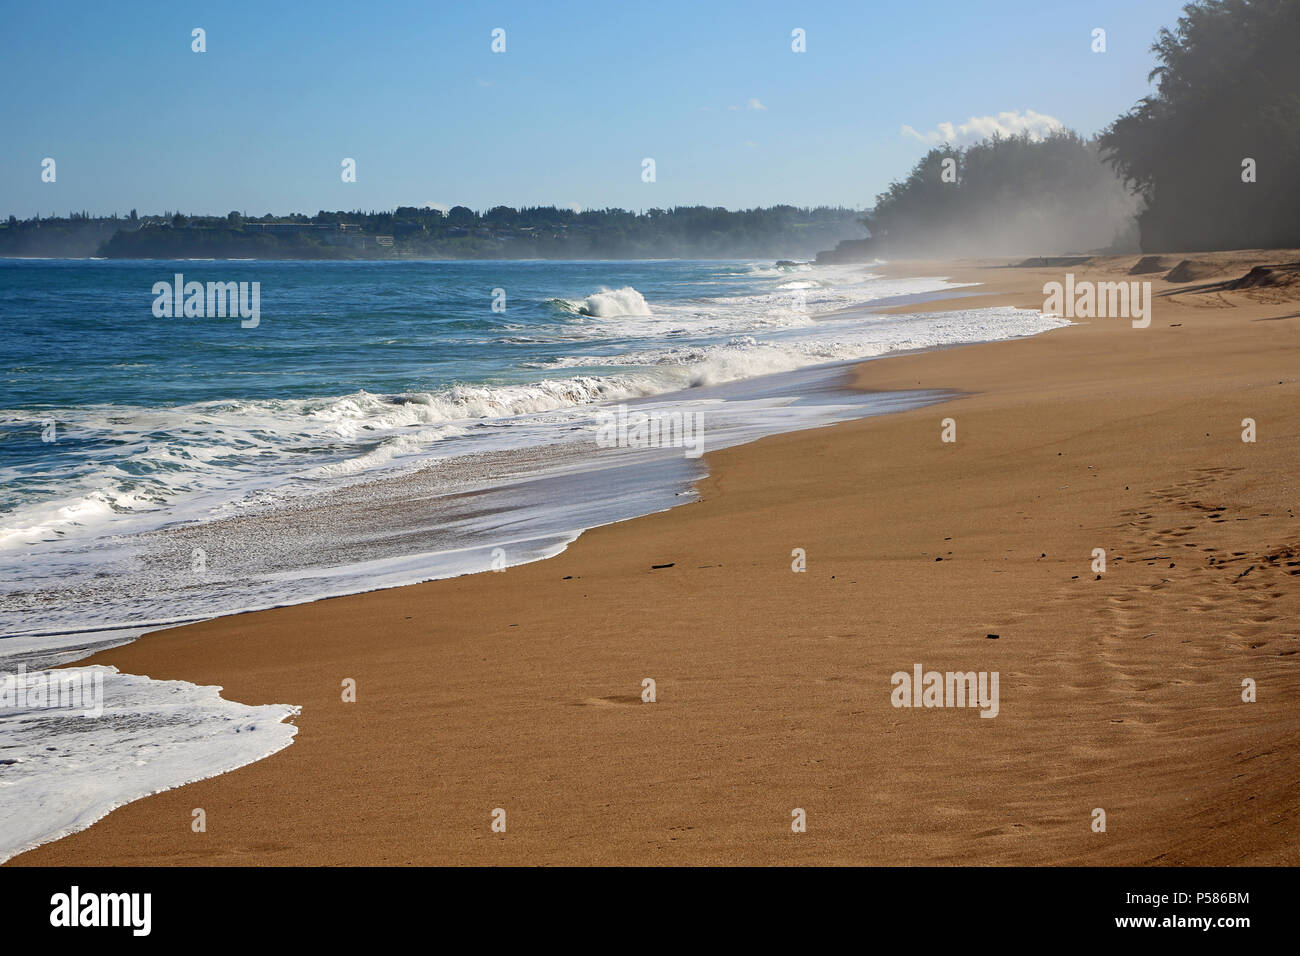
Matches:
[0,205,867,261]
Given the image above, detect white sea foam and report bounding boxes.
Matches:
[525,305,1067,387]
[545,270,980,341]
[569,286,653,317]
[0,665,298,863]
[0,291,1059,552]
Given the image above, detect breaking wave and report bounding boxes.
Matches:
[551,286,653,318]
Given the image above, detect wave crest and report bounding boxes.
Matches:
[555,286,652,318]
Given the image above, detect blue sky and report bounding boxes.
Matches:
[2,0,1191,218]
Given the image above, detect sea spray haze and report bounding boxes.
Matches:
[864,131,1139,257]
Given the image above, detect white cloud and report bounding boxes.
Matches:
[901,109,1064,146]
[726,98,767,112]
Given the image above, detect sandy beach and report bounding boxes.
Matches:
[11,252,1299,866]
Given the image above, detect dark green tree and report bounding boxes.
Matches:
[1100,0,1300,251]
[447,206,476,226]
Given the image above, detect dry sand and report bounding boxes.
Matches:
[11,252,1300,866]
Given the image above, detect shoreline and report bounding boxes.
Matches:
[1,365,953,658]
[0,264,1008,655]
[10,252,1300,865]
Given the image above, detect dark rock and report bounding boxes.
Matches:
[1128,255,1169,274]
[813,237,876,265]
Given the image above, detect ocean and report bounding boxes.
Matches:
[0,257,1068,859]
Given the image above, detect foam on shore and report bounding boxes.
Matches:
[0,664,298,864]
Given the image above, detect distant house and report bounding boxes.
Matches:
[375,236,394,247]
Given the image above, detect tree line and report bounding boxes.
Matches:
[864,0,1298,255]
[1099,0,1299,251]
[0,205,865,260]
